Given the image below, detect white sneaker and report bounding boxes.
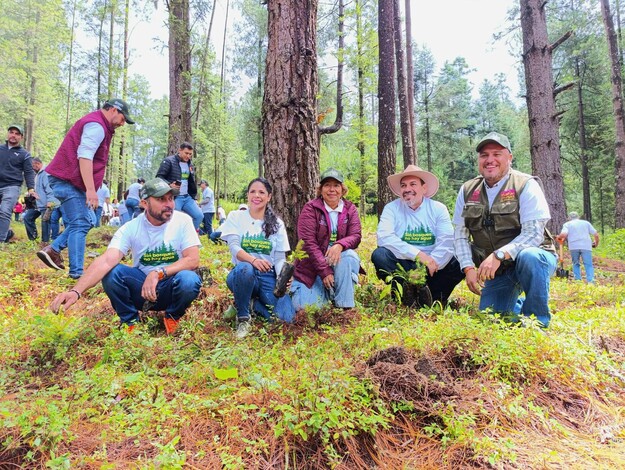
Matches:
[235,320,251,339]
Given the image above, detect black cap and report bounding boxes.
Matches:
[105,98,135,124]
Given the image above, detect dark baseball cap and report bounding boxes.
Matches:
[140,178,179,199]
[476,132,511,152]
[7,125,24,135]
[105,98,135,124]
[320,168,344,184]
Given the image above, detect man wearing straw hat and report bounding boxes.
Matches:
[452,132,557,327]
[371,165,464,307]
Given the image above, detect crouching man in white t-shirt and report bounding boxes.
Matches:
[50,178,202,334]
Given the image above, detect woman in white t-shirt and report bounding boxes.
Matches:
[220,178,295,338]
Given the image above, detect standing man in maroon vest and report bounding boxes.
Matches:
[37,99,134,279]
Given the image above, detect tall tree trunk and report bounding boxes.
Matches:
[393,0,414,167]
[263,0,319,247]
[96,1,107,107]
[319,0,344,136]
[377,0,397,217]
[356,0,367,218]
[107,1,115,98]
[167,0,193,154]
[405,0,417,164]
[65,0,77,129]
[219,0,230,205]
[25,9,40,151]
[519,0,567,232]
[575,58,592,222]
[115,0,130,200]
[193,0,217,128]
[257,29,263,178]
[600,0,625,228]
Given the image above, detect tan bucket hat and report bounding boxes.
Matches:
[387,165,439,198]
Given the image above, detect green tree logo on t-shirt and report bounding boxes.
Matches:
[241,232,272,255]
[140,242,179,266]
[402,224,435,246]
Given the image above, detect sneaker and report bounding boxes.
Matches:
[37,245,65,270]
[127,324,136,333]
[235,320,251,339]
[223,304,237,321]
[163,317,180,335]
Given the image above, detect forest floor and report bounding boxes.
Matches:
[1,221,624,469]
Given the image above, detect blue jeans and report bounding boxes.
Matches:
[49,176,97,278]
[0,185,20,242]
[50,207,61,240]
[570,249,594,283]
[226,262,295,322]
[202,212,215,236]
[102,264,201,325]
[371,246,465,305]
[23,208,40,240]
[479,247,557,327]
[175,194,203,230]
[125,198,141,219]
[94,206,103,227]
[291,249,361,309]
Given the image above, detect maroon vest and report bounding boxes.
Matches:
[46,110,114,192]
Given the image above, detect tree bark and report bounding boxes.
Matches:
[574,58,592,222]
[318,0,344,136]
[393,0,414,167]
[519,0,567,232]
[167,0,193,154]
[377,0,397,217]
[600,0,625,228]
[263,0,319,247]
[405,0,417,165]
[65,0,77,130]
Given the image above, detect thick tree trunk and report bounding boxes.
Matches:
[356,0,366,218]
[263,0,319,247]
[377,0,396,217]
[519,0,567,233]
[167,0,193,154]
[393,0,414,167]
[600,0,625,228]
[575,59,592,222]
[65,0,77,130]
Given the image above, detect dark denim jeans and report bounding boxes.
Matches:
[226,262,295,323]
[102,264,201,325]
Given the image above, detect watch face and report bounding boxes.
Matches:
[496,251,505,261]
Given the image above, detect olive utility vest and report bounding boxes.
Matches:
[461,170,556,257]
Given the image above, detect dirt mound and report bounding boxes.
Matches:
[362,347,463,409]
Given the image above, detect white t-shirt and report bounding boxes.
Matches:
[200,186,215,213]
[127,182,142,201]
[108,210,201,275]
[377,197,455,269]
[220,209,290,271]
[562,219,597,251]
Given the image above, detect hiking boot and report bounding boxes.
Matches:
[163,317,180,335]
[223,304,237,321]
[37,245,65,270]
[3,229,14,243]
[235,320,251,339]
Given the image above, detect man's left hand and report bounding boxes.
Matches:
[477,254,501,282]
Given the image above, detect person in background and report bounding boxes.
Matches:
[37,98,134,279]
[372,165,464,307]
[220,178,295,339]
[108,209,121,227]
[453,131,557,327]
[556,212,600,283]
[125,178,144,219]
[217,205,226,224]
[291,168,362,310]
[24,157,60,243]
[49,178,201,334]
[13,200,24,222]
[199,179,216,237]
[1,125,35,242]
[101,196,114,226]
[156,142,203,230]
[118,194,130,225]
[94,179,110,227]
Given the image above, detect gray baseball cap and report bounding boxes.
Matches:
[320,168,344,184]
[476,132,511,152]
[140,178,179,199]
[7,124,24,135]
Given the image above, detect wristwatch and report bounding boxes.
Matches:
[494,250,506,261]
[156,267,168,280]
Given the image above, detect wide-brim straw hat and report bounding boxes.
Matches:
[387,165,439,198]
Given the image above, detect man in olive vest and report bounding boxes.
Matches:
[452,132,557,327]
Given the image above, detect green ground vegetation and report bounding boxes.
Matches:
[1,220,624,468]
